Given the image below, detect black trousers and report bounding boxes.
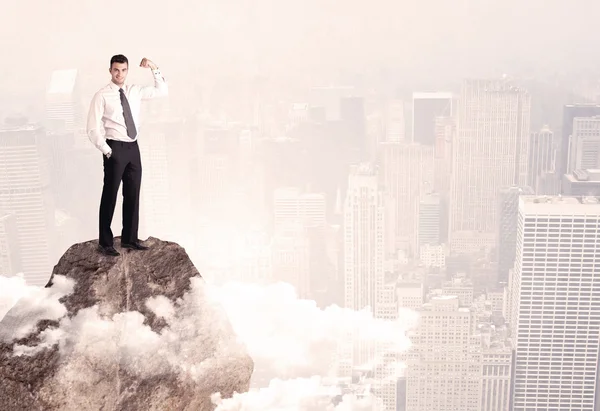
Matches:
[99,139,142,247]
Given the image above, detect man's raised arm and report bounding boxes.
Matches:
[86,91,111,155]
[139,57,168,99]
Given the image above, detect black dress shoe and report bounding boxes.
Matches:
[121,241,149,251]
[98,244,120,256]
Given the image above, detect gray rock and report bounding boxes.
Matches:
[0,236,253,411]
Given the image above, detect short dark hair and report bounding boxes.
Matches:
[110,54,128,67]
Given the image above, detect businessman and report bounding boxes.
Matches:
[87,54,168,256]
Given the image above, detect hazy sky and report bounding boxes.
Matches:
[2,0,600,94]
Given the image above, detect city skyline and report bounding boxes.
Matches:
[2,1,600,409]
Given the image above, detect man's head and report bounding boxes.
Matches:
[109,54,129,87]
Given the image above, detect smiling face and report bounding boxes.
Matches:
[109,62,128,87]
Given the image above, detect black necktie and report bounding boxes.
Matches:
[119,88,137,139]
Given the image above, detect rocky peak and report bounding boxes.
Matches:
[0,237,253,411]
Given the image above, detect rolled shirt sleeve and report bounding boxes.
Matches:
[139,68,168,99]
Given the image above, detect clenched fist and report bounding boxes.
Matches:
[139,58,157,70]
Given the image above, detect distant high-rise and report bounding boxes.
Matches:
[344,164,385,366]
[379,142,434,255]
[0,124,55,285]
[340,96,367,157]
[46,69,87,149]
[528,126,555,193]
[510,196,600,411]
[385,99,406,143]
[417,192,441,253]
[46,69,82,131]
[271,223,310,299]
[405,296,481,411]
[374,279,399,411]
[567,115,600,173]
[434,115,455,242]
[450,79,531,253]
[0,211,22,276]
[140,119,189,238]
[412,92,453,146]
[497,186,533,283]
[562,169,600,196]
[560,104,600,176]
[309,85,355,122]
[274,188,326,230]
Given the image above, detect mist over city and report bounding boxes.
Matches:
[1,0,600,410]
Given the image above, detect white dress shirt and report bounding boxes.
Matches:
[87,68,168,155]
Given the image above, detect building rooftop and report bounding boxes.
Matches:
[412,91,453,100]
[565,169,600,183]
[0,123,40,132]
[520,195,600,213]
[521,195,597,205]
[47,69,78,94]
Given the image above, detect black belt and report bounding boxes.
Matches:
[107,139,137,147]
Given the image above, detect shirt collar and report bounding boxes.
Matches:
[108,81,128,92]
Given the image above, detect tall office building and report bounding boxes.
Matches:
[405,296,480,411]
[138,119,174,240]
[450,79,531,253]
[384,99,406,143]
[412,92,453,145]
[441,273,474,306]
[340,96,367,158]
[271,223,310,299]
[0,211,21,276]
[563,169,600,196]
[0,124,55,286]
[510,196,600,411]
[528,126,555,193]
[434,115,455,243]
[309,85,355,122]
[497,186,533,283]
[481,342,512,411]
[374,280,399,411]
[433,115,454,195]
[560,104,600,176]
[418,192,441,253]
[379,142,434,255]
[344,164,385,367]
[396,277,424,310]
[273,188,326,230]
[46,69,83,134]
[567,115,600,173]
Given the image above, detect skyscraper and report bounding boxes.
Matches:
[405,296,480,411]
[0,211,21,277]
[528,126,555,193]
[271,223,310,299]
[510,195,600,411]
[497,186,533,283]
[46,69,83,135]
[384,99,406,143]
[379,142,434,255]
[560,104,600,176]
[344,163,385,366]
[418,192,441,253]
[562,169,600,196]
[273,188,326,230]
[567,115,600,173]
[450,79,531,253]
[0,124,55,285]
[412,92,453,146]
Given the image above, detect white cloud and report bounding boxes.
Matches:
[211,376,377,411]
[0,274,74,343]
[205,281,417,382]
[0,276,417,409]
